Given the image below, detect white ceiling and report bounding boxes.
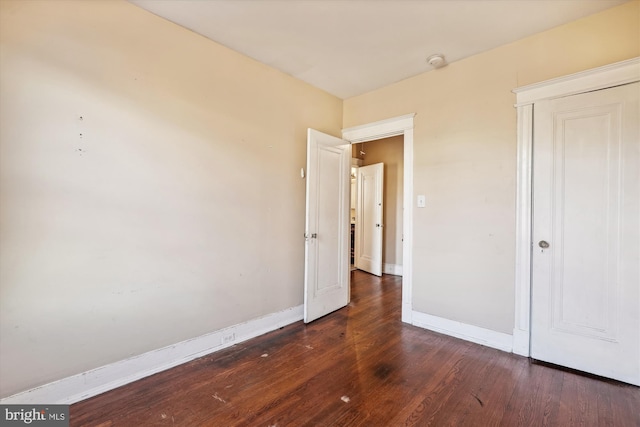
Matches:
[130,0,628,99]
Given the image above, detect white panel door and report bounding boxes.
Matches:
[355,163,384,276]
[304,129,351,323]
[531,82,639,385]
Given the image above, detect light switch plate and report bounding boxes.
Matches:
[417,195,426,208]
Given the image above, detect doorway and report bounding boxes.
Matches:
[342,113,415,323]
[350,137,403,277]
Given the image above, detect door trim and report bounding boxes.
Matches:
[512,57,640,357]
[342,113,415,323]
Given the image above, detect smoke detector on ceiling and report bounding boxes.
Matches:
[427,54,446,69]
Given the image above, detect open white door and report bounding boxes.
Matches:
[355,163,384,276]
[531,82,639,385]
[303,129,351,323]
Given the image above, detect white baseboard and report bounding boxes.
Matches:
[411,311,513,353]
[1,305,304,405]
[383,263,403,276]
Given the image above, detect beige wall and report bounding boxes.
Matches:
[344,1,639,335]
[357,136,404,267]
[0,0,342,398]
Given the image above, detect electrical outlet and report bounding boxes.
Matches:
[221,333,235,345]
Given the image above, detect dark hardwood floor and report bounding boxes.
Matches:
[71,270,640,426]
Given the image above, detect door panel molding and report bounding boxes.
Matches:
[549,104,622,342]
[512,57,640,358]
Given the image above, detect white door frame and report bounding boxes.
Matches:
[512,57,640,356]
[342,113,415,323]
